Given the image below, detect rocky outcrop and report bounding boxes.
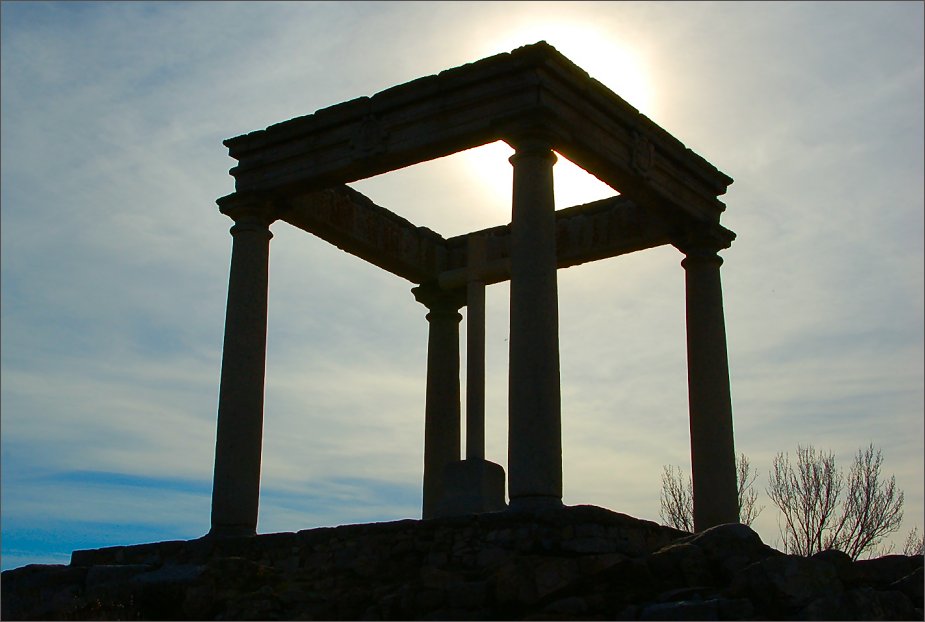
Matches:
[2,505,922,620]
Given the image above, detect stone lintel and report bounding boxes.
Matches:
[280,186,447,284]
[222,42,732,224]
[276,186,677,286]
[440,195,676,288]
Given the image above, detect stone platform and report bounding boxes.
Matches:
[2,505,922,620]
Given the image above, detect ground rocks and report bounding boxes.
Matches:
[2,505,922,620]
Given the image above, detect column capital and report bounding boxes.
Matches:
[412,283,466,319]
[506,131,558,164]
[217,192,279,234]
[675,223,736,268]
[501,107,562,155]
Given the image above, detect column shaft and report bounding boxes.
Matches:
[413,285,464,519]
[682,249,739,531]
[507,138,563,509]
[210,211,273,537]
[466,280,486,460]
[466,236,487,461]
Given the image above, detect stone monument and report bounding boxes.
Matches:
[208,41,738,537]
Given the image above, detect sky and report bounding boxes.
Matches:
[1,1,922,570]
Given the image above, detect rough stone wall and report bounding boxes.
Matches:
[2,505,922,620]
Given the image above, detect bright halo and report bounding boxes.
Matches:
[471,20,655,115]
[460,20,655,211]
[460,142,617,215]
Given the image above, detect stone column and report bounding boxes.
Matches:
[412,284,465,519]
[679,228,739,531]
[506,134,563,510]
[466,235,487,461]
[210,196,276,537]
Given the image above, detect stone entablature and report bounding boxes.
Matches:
[221,42,731,224]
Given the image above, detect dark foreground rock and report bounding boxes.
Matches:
[2,505,922,620]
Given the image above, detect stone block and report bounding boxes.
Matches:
[544,595,589,615]
[476,545,511,568]
[132,563,204,585]
[446,580,489,608]
[18,506,925,619]
[798,587,917,620]
[731,554,843,613]
[811,548,860,584]
[639,598,720,620]
[534,558,579,599]
[562,536,618,554]
[647,543,712,588]
[578,552,627,575]
[854,554,924,587]
[435,459,507,518]
[84,563,152,601]
[891,565,924,608]
[492,560,539,606]
[680,522,779,581]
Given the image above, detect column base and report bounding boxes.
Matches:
[207,524,257,538]
[433,459,507,518]
[508,495,563,513]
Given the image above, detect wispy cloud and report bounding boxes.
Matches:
[2,1,922,570]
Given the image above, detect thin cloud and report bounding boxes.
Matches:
[2,2,922,570]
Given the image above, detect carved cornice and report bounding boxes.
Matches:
[220,42,733,223]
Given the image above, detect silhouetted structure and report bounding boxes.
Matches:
[209,42,738,536]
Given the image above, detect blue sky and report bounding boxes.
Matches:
[1,1,922,570]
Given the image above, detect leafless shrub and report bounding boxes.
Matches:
[902,527,924,556]
[767,443,904,560]
[659,464,693,532]
[659,453,761,531]
[737,452,764,526]
[766,445,843,557]
[830,444,904,559]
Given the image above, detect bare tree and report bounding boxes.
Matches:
[766,445,843,557]
[659,464,693,532]
[659,453,761,531]
[737,452,764,526]
[830,444,904,559]
[902,527,924,556]
[766,444,904,560]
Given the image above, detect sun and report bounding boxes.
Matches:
[472,22,655,115]
[459,142,618,215]
[459,20,657,212]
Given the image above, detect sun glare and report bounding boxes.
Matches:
[472,20,655,115]
[460,142,618,214]
[459,18,656,212]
